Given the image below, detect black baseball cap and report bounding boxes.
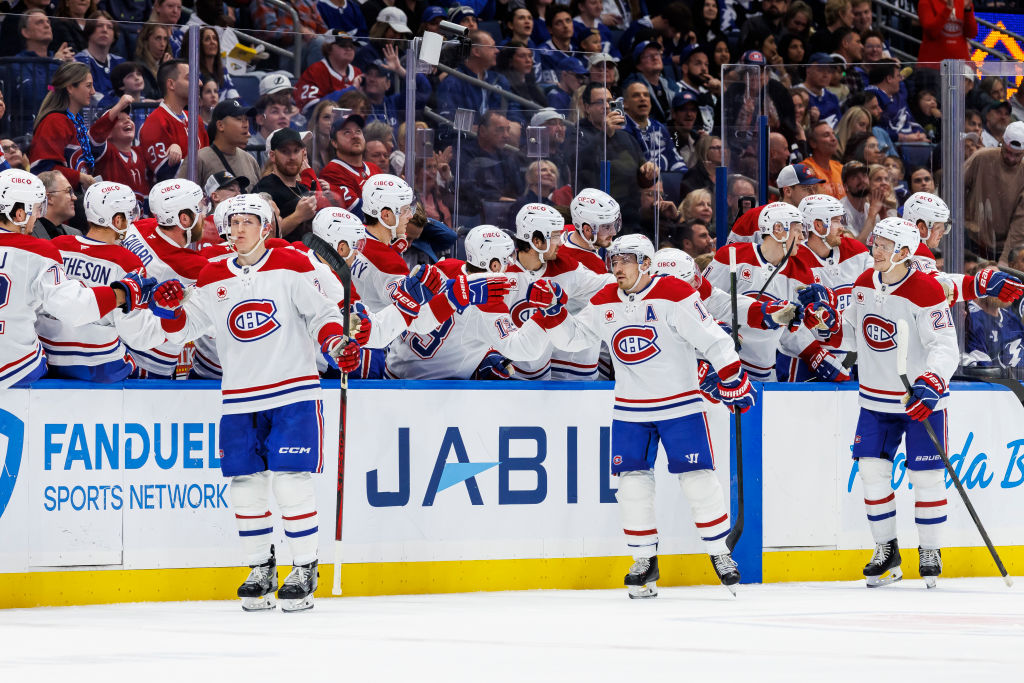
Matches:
[211,98,255,122]
[329,112,366,136]
[204,170,249,197]
[267,127,312,151]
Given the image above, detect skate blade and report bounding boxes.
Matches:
[627,582,658,599]
[280,595,315,612]
[721,582,738,597]
[924,576,937,589]
[865,567,903,588]
[240,595,276,611]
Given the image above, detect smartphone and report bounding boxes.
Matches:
[737,195,756,217]
[611,97,624,116]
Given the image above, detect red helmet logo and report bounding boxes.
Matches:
[227,300,280,342]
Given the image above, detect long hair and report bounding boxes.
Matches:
[182,26,225,87]
[34,61,92,132]
[135,22,171,76]
[834,106,871,158]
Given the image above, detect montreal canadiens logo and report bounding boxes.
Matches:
[509,299,539,328]
[834,284,853,311]
[228,299,281,342]
[612,326,660,364]
[862,314,896,351]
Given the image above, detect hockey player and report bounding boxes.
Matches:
[726,163,825,244]
[563,188,620,274]
[823,217,959,588]
[0,169,155,388]
[148,194,362,612]
[526,234,755,597]
[121,179,210,377]
[349,173,412,313]
[37,182,165,381]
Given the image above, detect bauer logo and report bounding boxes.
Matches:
[0,409,26,520]
[862,314,897,351]
[227,300,280,342]
[611,326,659,364]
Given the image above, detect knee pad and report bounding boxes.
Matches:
[616,470,655,505]
[858,457,893,486]
[908,468,944,491]
[677,469,722,505]
[230,471,272,515]
[272,471,317,516]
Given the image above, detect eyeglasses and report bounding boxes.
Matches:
[47,188,76,198]
[1,143,18,153]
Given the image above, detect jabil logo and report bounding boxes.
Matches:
[0,409,26,520]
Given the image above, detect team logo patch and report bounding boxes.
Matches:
[604,309,615,322]
[611,325,660,364]
[862,314,897,352]
[612,455,623,465]
[509,299,540,328]
[216,286,228,300]
[856,290,865,304]
[834,284,853,311]
[740,266,753,281]
[227,299,281,342]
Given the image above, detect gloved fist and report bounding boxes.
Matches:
[797,283,837,309]
[757,301,802,331]
[803,301,841,334]
[321,335,361,373]
[113,270,158,312]
[351,302,371,346]
[474,351,512,380]
[697,360,721,404]
[975,269,1024,303]
[391,265,445,317]
[149,279,185,319]
[717,368,755,413]
[904,372,945,421]
[445,273,513,312]
[525,280,567,314]
[801,342,851,382]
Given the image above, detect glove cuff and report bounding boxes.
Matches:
[159,309,186,333]
[532,307,567,330]
[917,372,946,394]
[317,322,346,347]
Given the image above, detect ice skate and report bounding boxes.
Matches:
[919,547,942,589]
[710,552,740,596]
[624,556,659,599]
[237,545,277,611]
[863,539,902,587]
[279,560,318,612]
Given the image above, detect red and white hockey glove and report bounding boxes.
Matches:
[803,301,841,335]
[113,269,158,312]
[321,335,361,373]
[697,360,722,404]
[717,362,755,413]
[749,300,802,331]
[150,279,186,319]
[904,372,945,421]
[799,341,851,383]
[351,302,372,346]
[390,264,446,318]
[525,280,567,315]
[968,269,1024,303]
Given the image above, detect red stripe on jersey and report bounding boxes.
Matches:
[235,511,272,519]
[38,336,119,349]
[695,513,728,528]
[550,359,598,369]
[915,499,947,507]
[0,346,41,373]
[864,493,896,505]
[860,385,907,396]
[615,390,700,404]
[221,374,321,394]
[623,528,658,536]
[282,511,318,521]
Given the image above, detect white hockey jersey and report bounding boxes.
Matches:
[793,237,872,313]
[349,233,408,313]
[35,235,164,371]
[544,276,741,422]
[0,231,120,388]
[834,267,959,414]
[385,259,550,380]
[121,218,208,376]
[161,248,345,414]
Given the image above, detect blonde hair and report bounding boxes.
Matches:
[35,61,92,130]
[867,163,898,212]
[680,188,713,221]
[834,106,872,158]
[526,159,559,186]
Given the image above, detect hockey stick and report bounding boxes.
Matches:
[755,234,796,301]
[895,320,1013,587]
[725,246,744,552]
[300,233,352,596]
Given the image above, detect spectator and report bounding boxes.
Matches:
[908,166,936,195]
[964,281,1024,368]
[250,91,295,163]
[249,0,329,69]
[52,0,97,55]
[181,26,237,102]
[964,131,982,160]
[355,6,412,70]
[181,98,260,187]
[34,170,83,238]
[621,81,687,173]
[138,59,209,182]
[150,0,184,56]
[317,0,369,37]
[808,0,853,55]
[134,22,172,99]
[90,93,149,202]
[678,217,715,258]
[336,89,373,120]
[708,38,733,78]
[680,187,714,226]
[455,110,524,216]
[75,11,125,103]
[254,128,322,239]
[965,107,983,137]
[680,134,720,198]
[918,0,976,67]
[910,89,942,145]
[29,61,97,190]
[851,0,873,33]
[802,120,845,199]
[496,41,548,108]
[321,111,380,215]
[668,91,703,168]
[768,131,789,187]
[527,0,557,42]
[882,153,907,203]
[98,61,155,131]
[842,131,885,165]
[414,152,453,226]
[571,82,656,233]
[854,162,898,241]
[982,100,1012,148]
[0,0,51,57]
[739,0,787,51]
[197,170,246,245]
[797,53,842,128]
[19,10,76,61]
[831,27,865,99]
[587,52,619,90]
[692,0,726,45]
[782,1,814,40]
[865,59,928,144]
[528,108,573,192]
[402,205,458,268]
[359,61,403,128]
[778,32,807,83]
[847,89,896,157]
[840,160,870,236]
[437,30,519,125]
[835,105,872,158]
[448,5,477,32]
[861,29,886,63]
[417,6,445,35]
[726,173,757,227]
[503,6,537,47]
[305,98,336,173]
[677,45,719,136]
[640,179,680,224]
[572,0,616,56]
[365,139,390,171]
[623,41,678,124]
[197,78,219,127]
[1,139,29,171]
[964,121,1024,264]
[538,5,584,85]
[295,30,361,114]
[542,55,585,113]
[511,159,561,217]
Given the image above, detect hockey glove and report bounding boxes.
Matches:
[444,273,514,313]
[973,269,1024,303]
[753,301,802,331]
[474,351,513,380]
[148,279,186,319]
[112,270,158,312]
[321,335,361,373]
[525,280,567,315]
[351,302,372,346]
[717,367,755,413]
[797,283,837,309]
[800,341,851,383]
[803,301,841,335]
[905,372,945,421]
[390,264,446,317]
[697,360,722,404]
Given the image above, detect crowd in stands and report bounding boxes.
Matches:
[2,0,1024,378]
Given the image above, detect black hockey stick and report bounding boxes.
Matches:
[725,246,744,552]
[301,232,352,596]
[755,234,796,301]
[895,320,1013,587]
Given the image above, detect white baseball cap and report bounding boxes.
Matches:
[259,72,293,97]
[377,7,412,34]
[587,53,619,67]
[1004,121,1024,151]
[530,109,565,127]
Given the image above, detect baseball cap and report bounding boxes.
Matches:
[739,50,766,65]
[807,52,837,66]
[422,6,447,23]
[1003,121,1024,150]
[211,98,254,122]
[329,112,367,136]
[204,170,249,198]
[448,5,476,22]
[363,59,393,75]
[266,127,312,153]
[259,72,293,97]
[530,108,565,127]
[557,55,587,76]
[326,29,356,47]
[588,52,619,67]
[983,99,1011,116]
[671,90,699,109]
[632,39,662,64]
[377,6,412,34]
[777,163,824,188]
[841,160,869,184]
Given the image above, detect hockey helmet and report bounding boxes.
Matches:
[798,194,846,238]
[514,203,564,255]
[607,234,656,269]
[869,216,919,272]
[465,225,514,272]
[84,181,139,234]
[903,192,950,236]
[758,202,803,243]
[0,168,47,228]
[362,174,413,236]
[312,207,366,252]
[570,188,621,246]
[149,179,209,235]
[651,247,699,287]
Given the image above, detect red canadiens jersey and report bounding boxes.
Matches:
[138,103,209,181]
[560,229,608,274]
[295,59,361,111]
[320,159,382,212]
[88,110,149,202]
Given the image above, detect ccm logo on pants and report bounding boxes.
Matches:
[279,447,312,454]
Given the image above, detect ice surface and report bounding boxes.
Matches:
[1,578,1022,682]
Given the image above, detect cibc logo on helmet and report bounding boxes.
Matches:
[161,184,182,193]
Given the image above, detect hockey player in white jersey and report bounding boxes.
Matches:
[148,194,363,612]
[822,217,960,588]
[350,174,412,313]
[121,179,210,377]
[563,188,620,274]
[526,234,755,597]
[0,169,155,388]
[37,181,165,381]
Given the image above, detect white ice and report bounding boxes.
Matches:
[2,578,1022,682]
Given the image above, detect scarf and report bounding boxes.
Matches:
[66,110,94,169]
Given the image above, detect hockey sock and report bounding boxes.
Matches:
[678,470,730,555]
[273,471,319,566]
[858,458,897,543]
[230,471,273,566]
[616,470,658,559]
[909,468,946,549]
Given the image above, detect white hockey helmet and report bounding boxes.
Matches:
[869,216,919,272]
[312,207,366,251]
[223,193,274,257]
[798,194,846,238]
[903,192,950,236]
[149,179,209,233]
[758,201,803,243]
[84,181,139,234]
[362,174,413,236]
[0,168,47,228]
[465,224,514,271]
[515,203,564,255]
[570,188,621,246]
[608,234,656,269]
[213,200,232,237]
[651,247,699,286]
